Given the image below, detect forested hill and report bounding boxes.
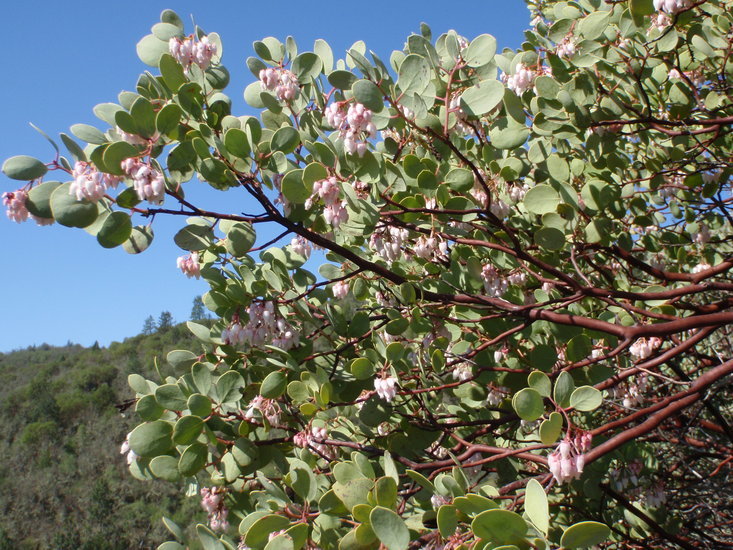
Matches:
[0,322,207,549]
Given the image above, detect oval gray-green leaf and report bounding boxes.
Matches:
[472,509,527,544]
[370,506,409,550]
[464,34,497,67]
[460,80,504,117]
[570,386,602,412]
[524,184,561,215]
[271,126,300,154]
[512,388,545,422]
[50,183,98,228]
[352,79,384,112]
[2,155,48,181]
[26,181,62,218]
[129,420,174,457]
[97,211,132,248]
[173,415,204,445]
[524,479,549,535]
[261,371,287,398]
[560,521,611,549]
[123,225,154,254]
[179,442,208,476]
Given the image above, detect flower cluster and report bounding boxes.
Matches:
[70,161,122,202]
[452,363,472,382]
[119,434,138,465]
[413,234,449,262]
[305,177,348,228]
[611,373,649,408]
[324,102,377,157]
[332,280,349,299]
[201,487,229,532]
[490,198,510,219]
[374,376,398,402]
[290,236,312,259]
[169,35,217,72]
[487,385,508,406]
[504,63,536,95]
[293,425,332,458]
[481,264,509,297]
[259,67,299,102]
[629,336,662,360]
[650,12,672,31]
[3,190,27,222]
[431,494,451,510]
[177,252,201,279]
[222,302,299,350]
[370,225,409,263]
[691,223,710,245]
[556,35,577,58]
[121,158,166,204]
[653,0,691,14]
[548,433,592,484]
[691,261,711,274]
[448,92,473,135]
[243,395,282,427]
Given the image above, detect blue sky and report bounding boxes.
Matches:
[0,1,530,352]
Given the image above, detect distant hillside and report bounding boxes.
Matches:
[0,323,209,549]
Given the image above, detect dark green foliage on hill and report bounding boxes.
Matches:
[0,322,211,549]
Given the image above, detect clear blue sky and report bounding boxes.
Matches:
[0,1,530,352]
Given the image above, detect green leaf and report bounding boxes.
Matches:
[224,128,251,159]
[578,12,609,40]
[156,103,182,135]
[464,34,497,67]
[130,97,156,138]
[281,170,308,204]
[174,223,213,251]
[437,504,459,538]
[123,225,154,254]
[129,420,174,457]
[70,123,107,145]
[155,384,188,410]
[136,34,169,67]
[528,371,551,397]
[150,455,182,482]
[103,141,139,176]
[350,358,374,380]
[188,394,212,417]
[50,183,98,228]
[540,412,563,445]
[328,70,357,90]
[332,478,374,511]
[553,371,575,408]
[566,334,592,362]
[244,515,291,548]
[512,388,545,422]
[271,126,300,154]
[523,185,560,215]
[370,507,409,550]
[352,79,384,112]
[223,221,256,256]
[560,521,611,549]
[569,386,602,412]
[97,211,132,248]
[524,479,549,535]
[534,227,565,250]
[159,53,187,91]
[444,168,474,192]
[460,80,504,117]
[136,394,164,421]
[2,155,47,181]
[261,371,287,398]
[374,476,398,507]
[472,509,527,544]
[173,415,204,445]
[397,54,431,94]
[292,52,322,82]
[489,119,529,149]
[26,181,62,218]
[197,524,225,550]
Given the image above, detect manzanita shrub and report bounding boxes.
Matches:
[3,0,733,548]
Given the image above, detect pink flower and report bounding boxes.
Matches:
[177,252,201,278]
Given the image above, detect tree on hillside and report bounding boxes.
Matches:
[142,315,157,335]
[3,1,732,548]
[191,295,209,321]
[157,311,174,331]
